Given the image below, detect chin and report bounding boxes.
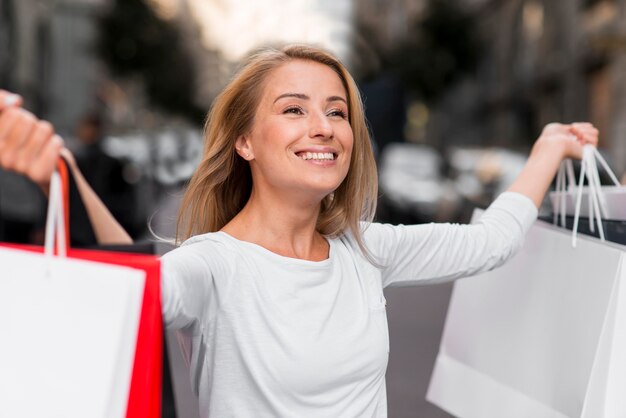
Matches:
[289,180,341,201]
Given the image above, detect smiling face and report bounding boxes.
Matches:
[236,59,354,202]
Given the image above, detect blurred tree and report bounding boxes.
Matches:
[97,0,204,123]
[389,0,483,103]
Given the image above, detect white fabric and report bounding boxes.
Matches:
[161,192,537,418]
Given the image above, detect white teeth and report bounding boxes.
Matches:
[298,152,335,161]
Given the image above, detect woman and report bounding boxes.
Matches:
[0,45,598,417]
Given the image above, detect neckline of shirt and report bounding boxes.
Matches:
[216,231,335,268]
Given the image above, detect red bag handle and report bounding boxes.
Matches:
[56,158,70,250]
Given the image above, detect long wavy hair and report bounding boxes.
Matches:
[176,44,378,259]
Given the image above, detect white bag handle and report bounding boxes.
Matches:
[553,159,577,228]
[44,171,67,258]
[556,145,621,247]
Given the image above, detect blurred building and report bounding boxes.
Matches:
[0,0,108,242]
[354,0,426,55]
[1,0,359,129]
[436,0,626,175]
[0,0,15,90]
[355,0,626,178]
[1,0,107,135]
[472,0,626,152]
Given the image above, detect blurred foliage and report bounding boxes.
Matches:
[97,0,204,122]
[389,0,483,103]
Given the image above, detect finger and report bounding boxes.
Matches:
[0,107,21,151]
[570,126,599,137]
[570,123,599,137]
[583,135,599,146]
[571,122,596,130]
[0,109,37,168]
[569,126,597,140]
[569,127,599,147]
[0,90,23,110]
[13,120,54,174]
[27,134,63,187]
[573,131,599,140]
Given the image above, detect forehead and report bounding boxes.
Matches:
[262,60,347,100]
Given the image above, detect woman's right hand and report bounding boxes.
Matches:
[0,90,133,243]
[0,89,64,190]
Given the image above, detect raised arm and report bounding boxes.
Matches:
[367,122,598,287]
[0,90,132,244]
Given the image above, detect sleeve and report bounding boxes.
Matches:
[365,192,538,288]
[160,243,227,331]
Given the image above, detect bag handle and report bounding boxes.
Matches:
[553,159,575,227]
[555,145,621,247]
[43,159,70,258]
[572,147,603,247]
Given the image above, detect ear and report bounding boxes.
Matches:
[235,134,254,161]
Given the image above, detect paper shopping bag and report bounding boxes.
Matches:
[69,248,162,418]
[0,238,162,418]
[0,246,146,418]
[58,155,164,416]
[540,214,626,246]
[550,185,626,221]
[0,165,162,418]
[427,216,626,418]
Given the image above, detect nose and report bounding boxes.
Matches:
[308,111,333,140]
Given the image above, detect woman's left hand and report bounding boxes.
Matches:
[534,122,599,161]
[508,121,600,208]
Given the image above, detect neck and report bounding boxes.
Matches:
[221,186,329,261]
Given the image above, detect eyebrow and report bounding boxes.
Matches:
[273,93,347,105]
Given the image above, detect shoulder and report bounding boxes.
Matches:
[161,232,241,275]
[355,221,411,243]
[336,221,404,256]
[178,231,248,253]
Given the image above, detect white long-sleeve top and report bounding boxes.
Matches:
[161,192,538,418]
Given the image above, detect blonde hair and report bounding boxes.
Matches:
[176,44,378,259]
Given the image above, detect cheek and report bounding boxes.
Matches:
[254,122,301,153]
[342,127,355,157]
[340,134,354,179]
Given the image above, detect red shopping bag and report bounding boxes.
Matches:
[71,249,162,418]
[0,160,162,417]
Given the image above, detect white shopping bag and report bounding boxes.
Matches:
[0,172,146,418]
[427,216,626,418]
[550,185,626,220]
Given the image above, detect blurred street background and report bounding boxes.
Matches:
[1,0,625,417]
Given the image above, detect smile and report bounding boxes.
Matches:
[296,152,336,161]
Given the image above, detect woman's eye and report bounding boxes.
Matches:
[328,109,348,119]
[284,106,304,115]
